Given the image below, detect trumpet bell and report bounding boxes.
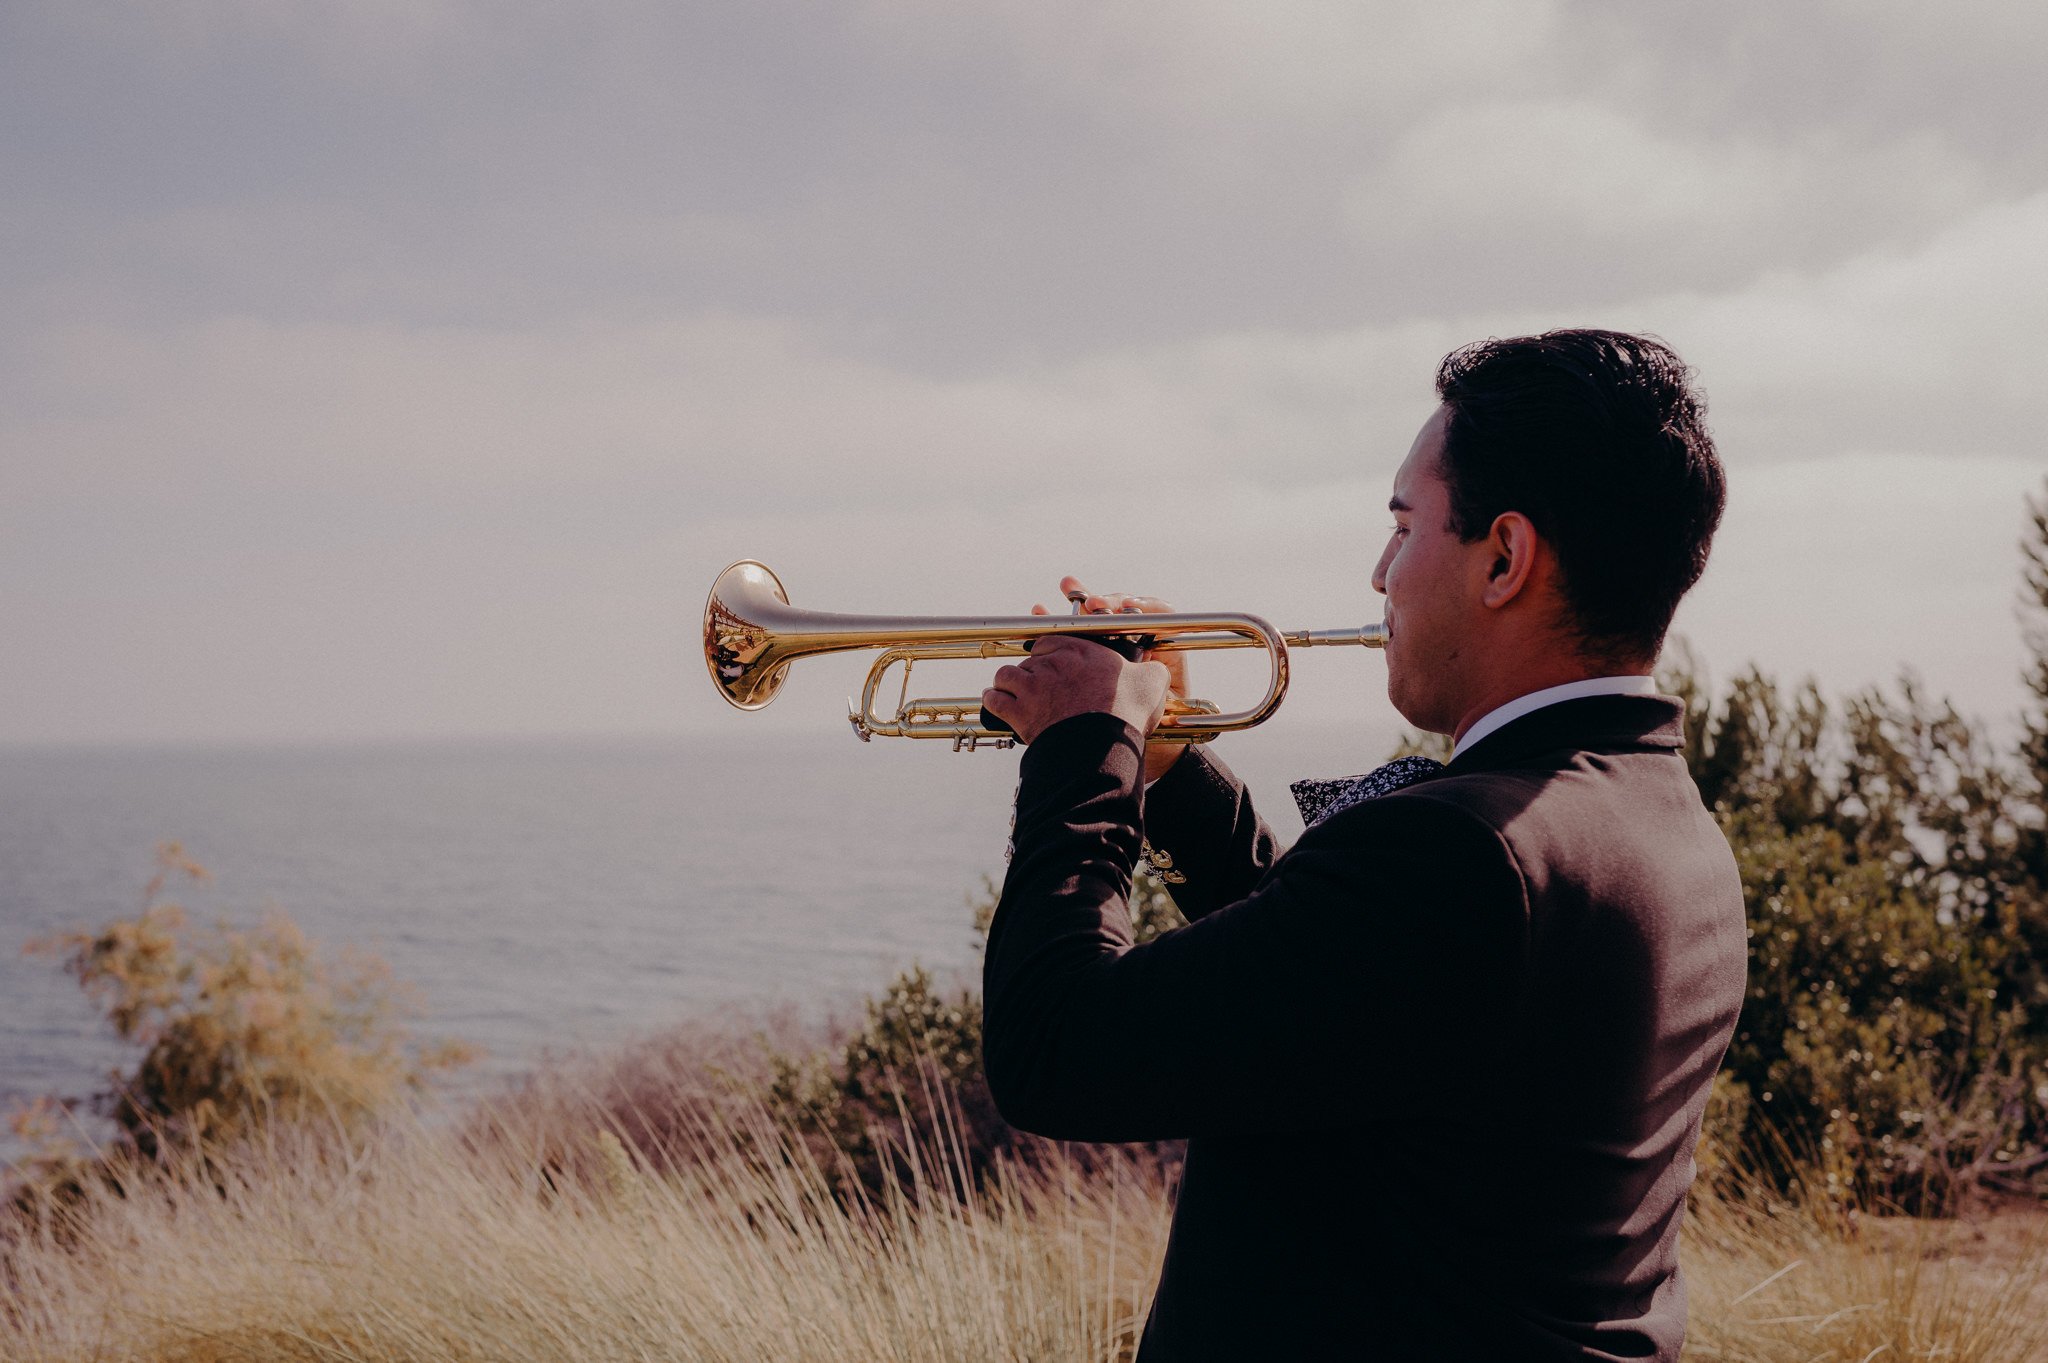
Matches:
[704,559,796,710]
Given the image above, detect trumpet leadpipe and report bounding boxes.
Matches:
[1146,623,1385,653]
[1285,624,1387,649]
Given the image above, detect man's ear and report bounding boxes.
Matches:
[1479,511,1540,610]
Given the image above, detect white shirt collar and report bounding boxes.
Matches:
[1451,675,1659,760]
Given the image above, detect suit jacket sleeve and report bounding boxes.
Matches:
[1140,742,1280,921]
[982,712,1530,1143]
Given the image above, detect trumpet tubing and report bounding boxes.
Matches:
[702,560,1383,752]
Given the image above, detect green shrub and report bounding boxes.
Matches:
[1670,647,2048,1209]
[763,871,1188,1199]
[13,844,471,1188]
[1717,805,2039,1206]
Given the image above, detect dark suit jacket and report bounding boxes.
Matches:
[982,695,1746,1361]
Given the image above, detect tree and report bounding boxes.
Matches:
[21,844,471,1168]
[1661,483,2048,1209]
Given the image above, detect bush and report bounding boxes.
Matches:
[1670,650,2048,1210]
[762,872,1188,1200]
[9,844,471,1218]
[1717,805,2039,1206]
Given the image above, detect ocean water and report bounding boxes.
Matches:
[0,726,1362,1162]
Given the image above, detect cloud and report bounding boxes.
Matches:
[11,183,2043,542]
[9,0,2027,373]
[1674,452,2043,734]
[858,0,1564,124]
[1343,100,1988,313]
[1647,191,2048,465]
[7,283,2038,748]
[1572,1,2048,179]
[2,2,2044,743]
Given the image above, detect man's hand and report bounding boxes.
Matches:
[978,573,1179,769]
[982,639,1171,752]
[1043,582,1191,784]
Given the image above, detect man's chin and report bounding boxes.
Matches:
[1382,680,1425,731]
[1382,677,1449,737]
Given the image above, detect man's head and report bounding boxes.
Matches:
[1372,329,1724,737]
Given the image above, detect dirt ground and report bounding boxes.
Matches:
[1857,1194,2048,1318]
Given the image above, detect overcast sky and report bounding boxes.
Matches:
[3,0,2044,751]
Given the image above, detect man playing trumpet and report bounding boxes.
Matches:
[979,329,1745,1361]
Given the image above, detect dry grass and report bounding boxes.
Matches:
[2,1089,1172,1363]
[1684,1188,2048,1362]
[5,1079,2044,1363]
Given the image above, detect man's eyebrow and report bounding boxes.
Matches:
[1388,494,1412,513]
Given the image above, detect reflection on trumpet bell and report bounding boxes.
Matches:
[703,560,800,710]
[702,558,1383,752]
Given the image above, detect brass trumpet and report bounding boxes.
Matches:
[703,560,1385,752]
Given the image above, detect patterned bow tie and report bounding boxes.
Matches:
[1290,754,1445,827]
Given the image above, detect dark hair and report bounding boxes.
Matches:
[1433,329,1725,662]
